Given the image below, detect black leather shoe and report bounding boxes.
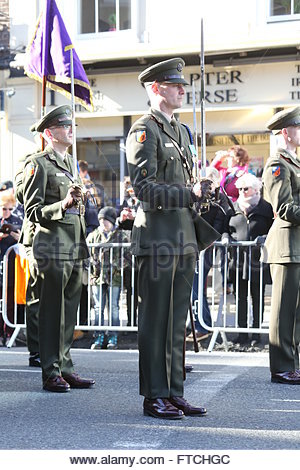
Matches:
[233,333,249,345]
[169,396,207,416]
[29,353,41,368]
[62,372,95,389]
[271,371,300,384]
[143,398,184,419]
[43,376,70,392]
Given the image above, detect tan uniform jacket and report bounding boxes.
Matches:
[263,147,300,263]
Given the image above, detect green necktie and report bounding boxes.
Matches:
[171,118,180,141]
[65,155,74,176]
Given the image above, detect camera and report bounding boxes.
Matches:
[0,223,21,234]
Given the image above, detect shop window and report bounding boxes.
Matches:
[77,139,121,207]
[269,0,300,19]
[80,0,132,34]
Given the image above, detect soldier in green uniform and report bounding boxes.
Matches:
[126,58,219,418]
[263,106,300,384]
[15,144,41,368]
[22,105,95,392]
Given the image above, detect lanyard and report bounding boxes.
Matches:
[150,115,194,183]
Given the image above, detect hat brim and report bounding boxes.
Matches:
[162,78,189,85]
[36,119,74,132]
[271,129,282,135]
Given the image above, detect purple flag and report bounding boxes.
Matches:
[25,0,93,111]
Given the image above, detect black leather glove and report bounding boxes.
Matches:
[254,235,266,246]
[199,178,214,203]
[221,233,230,246]
[62,185,83,210]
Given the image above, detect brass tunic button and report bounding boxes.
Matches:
[157,206,162,210]
[170,156,174,160]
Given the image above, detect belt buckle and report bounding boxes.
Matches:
[79,204,85,216]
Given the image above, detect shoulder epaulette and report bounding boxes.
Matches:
[33,149,48,158]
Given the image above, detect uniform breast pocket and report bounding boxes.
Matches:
[58,181,70,199]
[47,175,60,194]
[164,155,184,183]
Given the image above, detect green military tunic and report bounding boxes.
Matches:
[15,154,40,355]
[126,108,216,398]
[127,108,198,257]
[263,147,300,373]
[22,146,89,381]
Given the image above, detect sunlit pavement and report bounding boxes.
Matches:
[0,347,300,450]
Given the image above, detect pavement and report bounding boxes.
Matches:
[1,342,300,454]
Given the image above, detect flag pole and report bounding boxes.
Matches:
[41,76,47,151]
[200,17,206,177]
[65,44,78,179]
[41,0,49,150]
[191,78,199,181]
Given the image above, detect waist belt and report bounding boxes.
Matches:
[66,204,85,216]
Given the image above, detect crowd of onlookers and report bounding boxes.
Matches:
[0,180,24,346]
[0,147,275,349]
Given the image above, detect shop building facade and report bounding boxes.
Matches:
[1,0,300,204]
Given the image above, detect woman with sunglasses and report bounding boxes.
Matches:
[210,145,249,202]
[0,193,22,346]
[222,173,273,345]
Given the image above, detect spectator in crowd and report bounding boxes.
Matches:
[118,177,140,228]
[0,180,24,220]
[78,159,91,180]
[79,159,102,208]
[211,145,249,202]
[222,173,273,344]
[0,180,13,193]
[189,167,230,341]
[263,106,300,384]
[88,206,129,349]
[0,193,22,346]
[117,177,139,326]
[76,164,100,342]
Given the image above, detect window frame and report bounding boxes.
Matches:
[78,0,135,36]
[268,0,300,22]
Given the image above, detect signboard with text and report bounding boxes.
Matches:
[78,61,300,115]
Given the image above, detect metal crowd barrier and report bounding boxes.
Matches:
[196,240,271,352]
[77,242,138,332]
[1,244,27,347]
[0,243,138,348]
[1,241,271,351]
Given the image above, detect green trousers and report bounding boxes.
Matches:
[24,246,39,355]
[37,258,83,381]
[269,263,300,373]
[137,253,196,399]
